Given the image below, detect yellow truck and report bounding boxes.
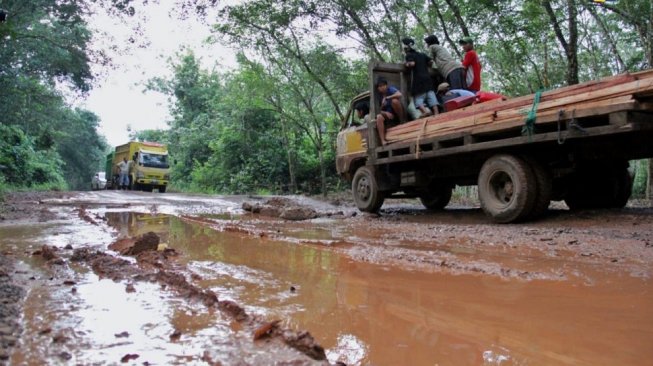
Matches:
[110,141,171,192]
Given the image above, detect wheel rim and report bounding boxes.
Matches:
[489,171,514,205]
[356,175,371,203]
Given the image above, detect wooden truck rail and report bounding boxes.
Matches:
[337,62,653,223]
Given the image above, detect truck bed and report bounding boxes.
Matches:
[376,69,653,165]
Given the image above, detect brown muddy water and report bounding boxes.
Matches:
[2,209,652,365]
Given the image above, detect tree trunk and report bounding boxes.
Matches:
[429,0,462,58]
[279,119,297,193]
[543,0,579,85]
[442,0,470,36]
[316,135,327,197]
[585,4,626,73]
[338,1,386,62]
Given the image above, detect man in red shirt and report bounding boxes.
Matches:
[459,36,482,92]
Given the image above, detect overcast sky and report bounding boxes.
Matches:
[82,2,235,147]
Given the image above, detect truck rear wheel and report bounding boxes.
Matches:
[159,186,167,193]
[524,157,552,219]
[419,183,452,210]
[564,162,632,210]
[478,154,537,223]
[352,166,384,212]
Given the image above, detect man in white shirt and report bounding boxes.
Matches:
[116,157,131,190]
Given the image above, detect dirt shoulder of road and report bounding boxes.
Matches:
[239,194,653,282]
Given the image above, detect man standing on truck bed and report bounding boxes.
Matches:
[459,36,482,92]
[403,37,439,118]
[375,77,404,145]
[424,35,466,90]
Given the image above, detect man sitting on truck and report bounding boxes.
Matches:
[375,77,404,145]
[354,100,371,126]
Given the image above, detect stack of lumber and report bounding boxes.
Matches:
[385,69,653,144]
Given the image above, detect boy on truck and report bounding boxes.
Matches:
[375,77,404,145]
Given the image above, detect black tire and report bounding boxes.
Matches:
[159,186,166,193]
[419,183,453,210]
[524,157,552,219]
[352,166,385,212]
[478,154,537,223]
[565,163,632,210]
[610,168,632,208]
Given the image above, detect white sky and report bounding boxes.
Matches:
[82,2,236,147]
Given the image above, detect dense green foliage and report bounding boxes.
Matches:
[0,0,112,191]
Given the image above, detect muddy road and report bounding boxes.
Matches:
[1,191,652,365]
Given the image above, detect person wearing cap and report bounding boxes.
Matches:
[424,34,466,90]
[459,36,482,92]
[375,77,404,145]
[402,37,439,118]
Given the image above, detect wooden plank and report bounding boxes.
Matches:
[494,78,653,121]
[386,111,494,141]
[471,99,637,135]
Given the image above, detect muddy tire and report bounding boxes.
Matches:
[478,154,537,223]
[608,167,632,208]
[524,157,552,219]
[419,183,452,210]
[565,163,632,210]
[352,166,384,212]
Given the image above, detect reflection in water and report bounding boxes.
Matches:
[106,212,171,241]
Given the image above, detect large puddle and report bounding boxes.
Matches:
[1,209,652,365]
[114,213,653,365]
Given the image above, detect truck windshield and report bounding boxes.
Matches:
[140,153,169,169]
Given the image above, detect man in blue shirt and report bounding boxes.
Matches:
[375,77,404,145]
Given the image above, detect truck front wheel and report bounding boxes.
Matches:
[478,154,537,223]
[352,166,384,212]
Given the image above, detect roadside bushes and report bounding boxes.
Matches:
[0,125,67,191]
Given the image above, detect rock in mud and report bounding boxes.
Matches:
[243,197,318,221]
[218,300,248,321]
[124,232,160,256]
[242,202,261,213]
[253,320,280,341]
[280,207,317,221]
[39,245,59,261]
[281,330,327,361]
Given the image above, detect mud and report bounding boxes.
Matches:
[1,191,652,365]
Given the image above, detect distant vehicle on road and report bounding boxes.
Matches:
[91,172,107,190]
[106,141,171,192]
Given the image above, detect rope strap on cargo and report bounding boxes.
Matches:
[522,89,542,141]
[415,117,429,159]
